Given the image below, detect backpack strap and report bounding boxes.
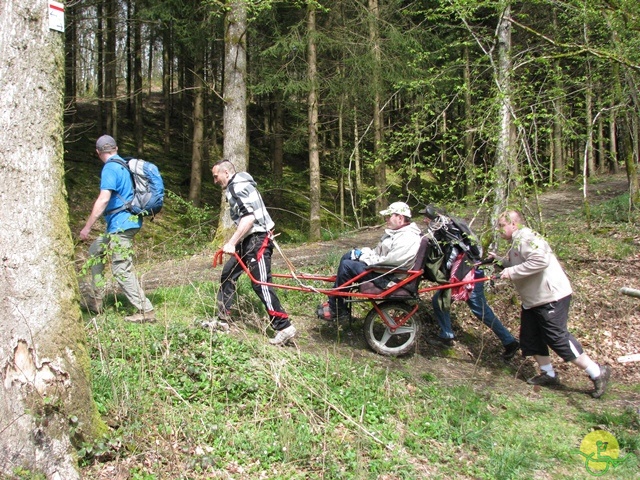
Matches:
[104,158,135,215]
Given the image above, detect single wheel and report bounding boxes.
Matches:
[363,301,421,356]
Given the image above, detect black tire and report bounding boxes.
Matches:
[363,301,421,356]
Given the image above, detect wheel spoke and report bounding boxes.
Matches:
[393,325,415,335]
[378,329,392,345]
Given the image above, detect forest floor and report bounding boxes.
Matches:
[136,174,639,409]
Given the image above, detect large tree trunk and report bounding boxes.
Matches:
[308,4,321,242]
[218,0,248,239]
[0,2,101,477]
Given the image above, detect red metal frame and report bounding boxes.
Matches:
[212,249,491,302]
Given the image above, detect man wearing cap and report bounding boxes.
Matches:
[318,202,422,321]
[79,135,155,323]
[421,205,519,360]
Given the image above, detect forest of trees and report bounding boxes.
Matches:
[64,0,640,238]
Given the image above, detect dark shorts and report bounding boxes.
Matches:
[519,295,584,361]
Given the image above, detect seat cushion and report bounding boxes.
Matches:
[359,282,413,297]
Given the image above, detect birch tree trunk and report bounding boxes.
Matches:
[308,3,321,241]
[492,2,515,223]
[463,45,475,199]
[0,1,101,477]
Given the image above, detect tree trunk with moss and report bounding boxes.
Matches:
[216,0,248,245]
[0,1,103,478]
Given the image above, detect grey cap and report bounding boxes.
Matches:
[96,135,117,152]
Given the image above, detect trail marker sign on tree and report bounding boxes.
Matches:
[48,1,64,32]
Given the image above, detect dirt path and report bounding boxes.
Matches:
[142,174,630,290]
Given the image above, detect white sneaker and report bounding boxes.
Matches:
[269,325,296,345]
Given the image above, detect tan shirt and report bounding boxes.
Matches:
[501,227,573,309]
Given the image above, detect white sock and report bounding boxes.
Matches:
[540,363,556,377]
[585,362,601,380]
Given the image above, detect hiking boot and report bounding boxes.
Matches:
[82,297,103,314]
[269,325,297,345]
[591,365,611,399]
[502,341,520,361]
[125,310,156,323]
[527,372,560,386]
[427,335,454,348]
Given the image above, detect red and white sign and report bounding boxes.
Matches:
[49,1,65,33]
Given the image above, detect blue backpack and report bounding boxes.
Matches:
[107,157,164,216]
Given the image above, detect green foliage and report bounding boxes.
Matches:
[10,468,46,480]
[84,276,639,478]
[158,191,217,257]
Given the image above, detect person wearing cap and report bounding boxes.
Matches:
[79,135,155,323]
[421,205,520,361]
[317,202,422,321]
[491,210,611,397]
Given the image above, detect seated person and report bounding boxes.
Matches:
[318,202,422,320]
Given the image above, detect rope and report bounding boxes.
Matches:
[270,234,324,294]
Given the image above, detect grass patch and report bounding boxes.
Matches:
[546,193,638,261]
[82,278,639,479]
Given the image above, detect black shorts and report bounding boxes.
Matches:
[519,295,584,361]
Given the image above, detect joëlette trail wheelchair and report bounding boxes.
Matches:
[213,235,490,356]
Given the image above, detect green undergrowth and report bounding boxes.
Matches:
[79,190,640,479]
[83,279,639,479]
[548,193,638,261]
